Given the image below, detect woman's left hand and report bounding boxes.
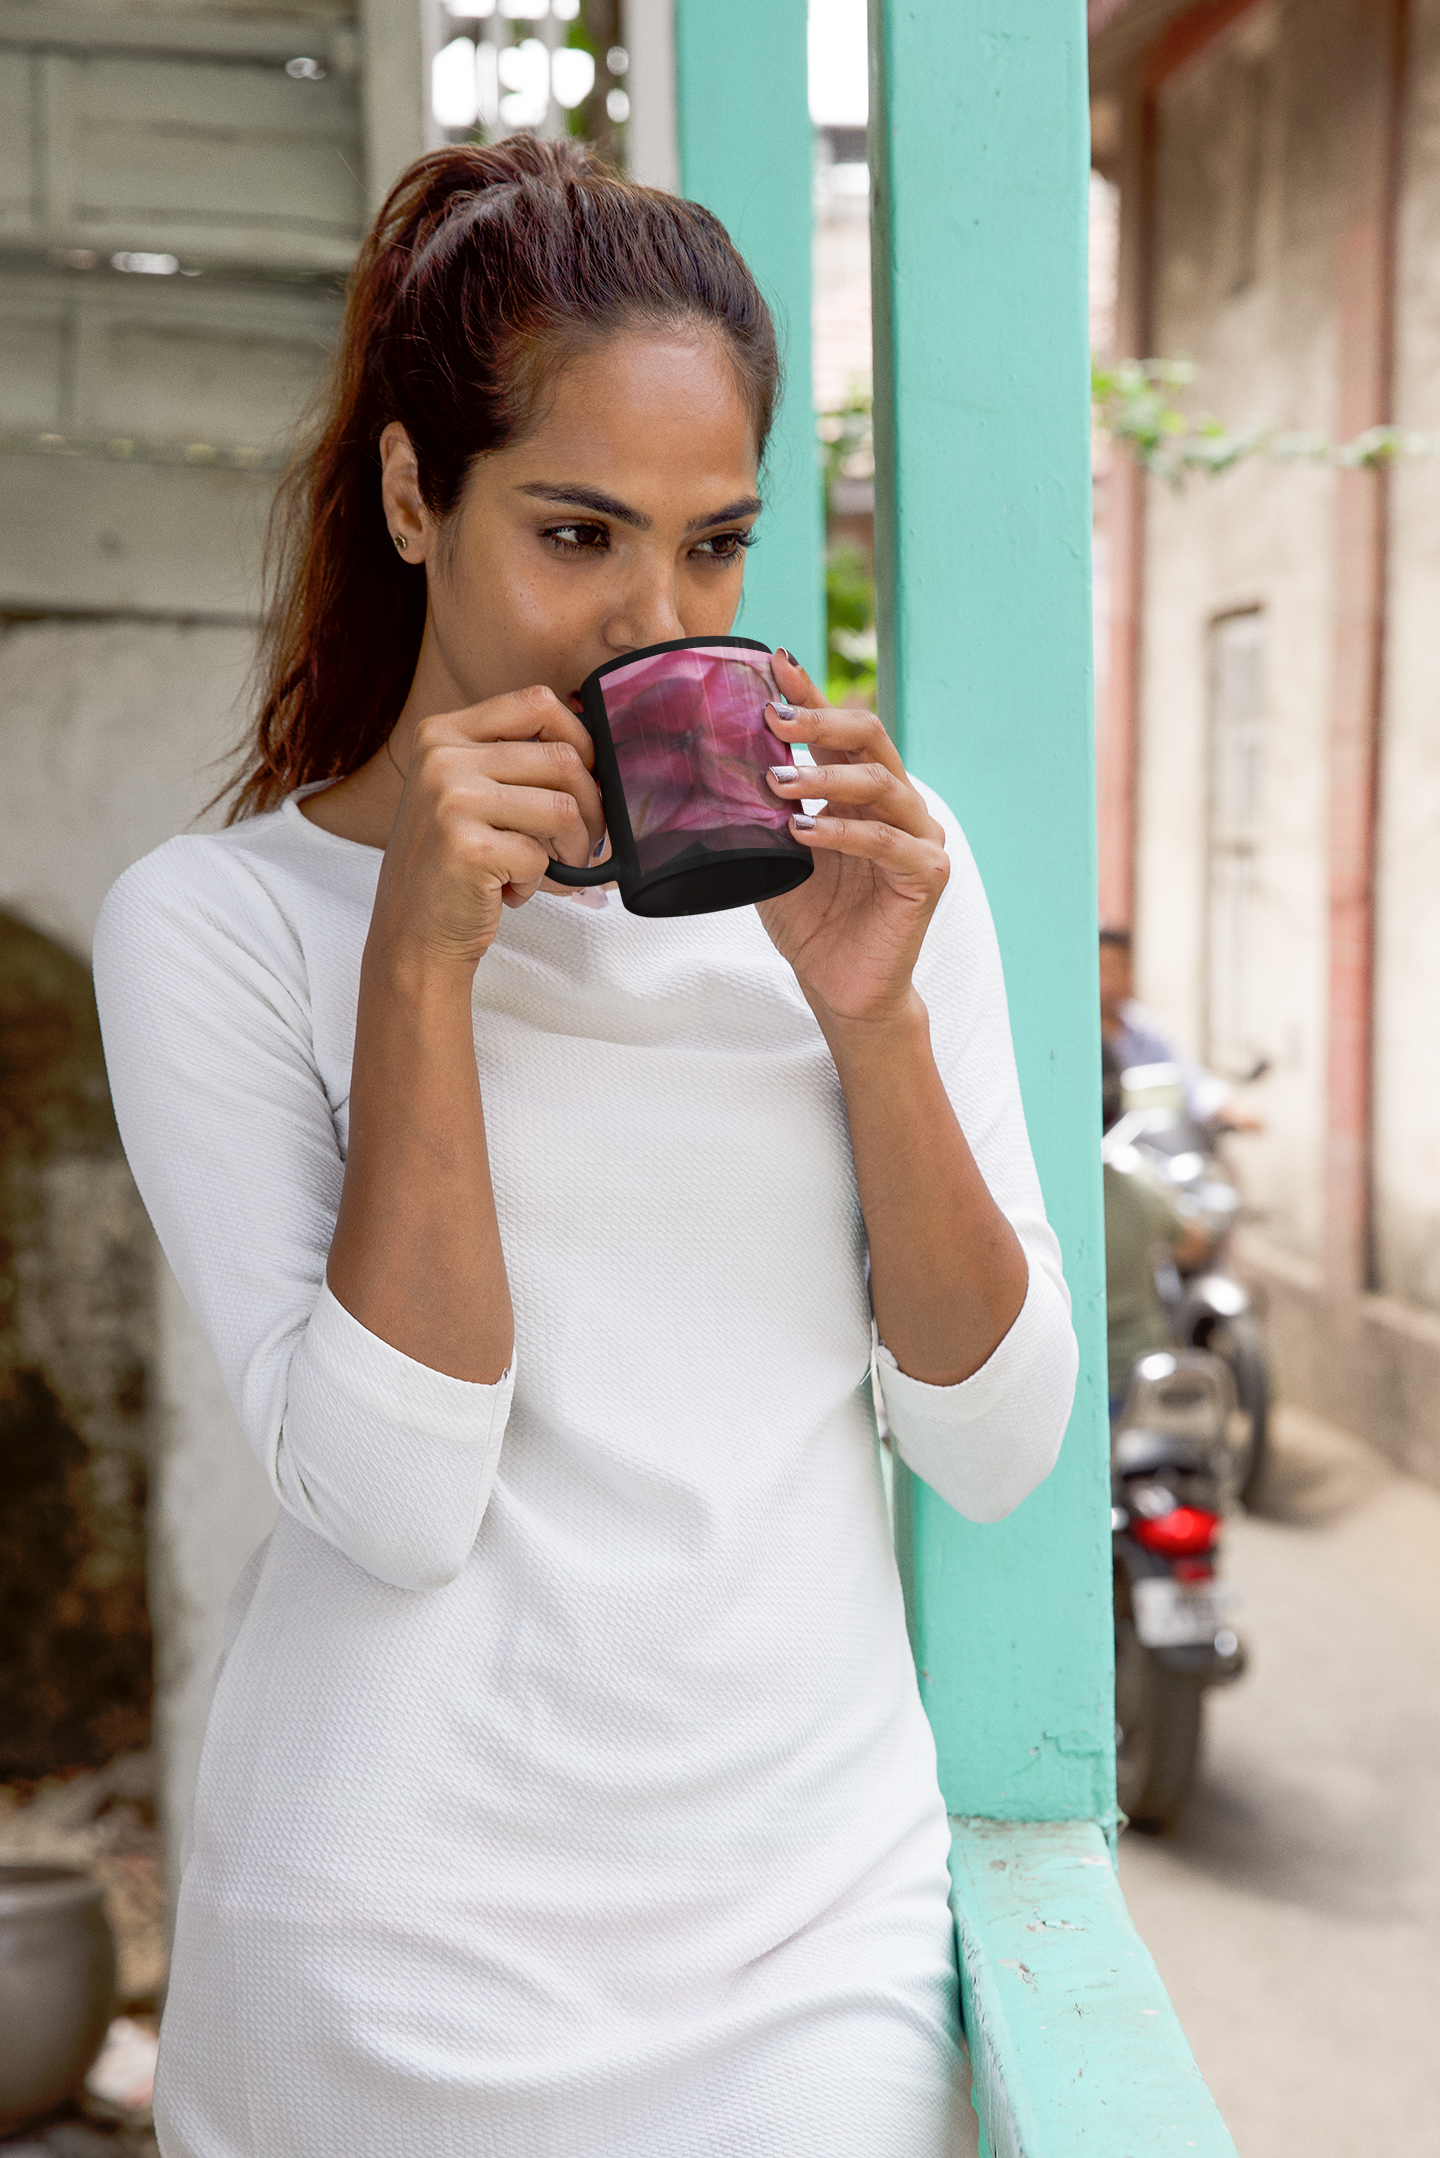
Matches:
[757,650,949,1031]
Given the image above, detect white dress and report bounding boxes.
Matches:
[94,783,1076,2158]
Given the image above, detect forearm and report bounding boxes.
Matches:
[327,940,514,1384]
[824,992,1028,1387]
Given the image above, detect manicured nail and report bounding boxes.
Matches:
[792,813,817,830]
[768,698,797,720]
[770,764,800,783]
[779,647,801,665]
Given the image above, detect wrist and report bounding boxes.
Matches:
[809,986,932,1069]
[361,928,479,1011]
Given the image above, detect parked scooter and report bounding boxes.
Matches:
[1104,1061,1270,1501]
[1112,1348,1247,1832]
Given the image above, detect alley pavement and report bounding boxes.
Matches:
[1119,1404,1440,2156]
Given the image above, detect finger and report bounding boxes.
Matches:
[428,738,605,851]
[766,699,907,781]
[766,759,939,841]
[440,777,598,870]
[787,813,950,888]
[453,824,554,899]
[419,684,596,768]
[771,647,827,711]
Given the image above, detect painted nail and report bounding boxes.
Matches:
[769,698,797,720]
[770,765,800,783]
[792,814,817,831]
[779,647,801,665]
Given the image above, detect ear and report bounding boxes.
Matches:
[379,422,434,564]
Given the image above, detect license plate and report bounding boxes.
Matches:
[1131,1576,1237,1649]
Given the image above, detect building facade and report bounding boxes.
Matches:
[1091,0,1440,1482]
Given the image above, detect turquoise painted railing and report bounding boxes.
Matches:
[673,1,1237,2149]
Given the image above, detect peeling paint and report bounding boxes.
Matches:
[951,1821,1237,2154]
[0,910,153,1778]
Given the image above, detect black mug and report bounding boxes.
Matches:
[546,635,815,918]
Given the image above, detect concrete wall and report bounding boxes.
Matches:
[0,915,155,1781]
[1376,0,1440,1313]
[1133,0,1440,1479]
[1140,2,1345,1276]
[0,0,432,1894]
[0,612,282,1889]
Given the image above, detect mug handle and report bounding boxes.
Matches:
[545,855,615,887]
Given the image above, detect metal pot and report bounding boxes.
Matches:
[0,1865,116,2133]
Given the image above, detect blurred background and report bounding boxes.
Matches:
[0,0,1436,2150]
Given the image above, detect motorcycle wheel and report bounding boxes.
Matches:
[1114,1579,1203,1834]
[1202,1312,1270,1504]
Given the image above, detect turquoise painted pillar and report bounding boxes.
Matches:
[674,0,826,670]
[869,0,1113,1826]
[869,8,1235,2149]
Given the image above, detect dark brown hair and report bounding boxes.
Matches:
[227,136,780,820]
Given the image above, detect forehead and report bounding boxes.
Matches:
[501,328,758,493]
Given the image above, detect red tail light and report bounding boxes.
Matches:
[1129,1506,1220,1558]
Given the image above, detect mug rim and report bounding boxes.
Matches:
[583,633,772,693]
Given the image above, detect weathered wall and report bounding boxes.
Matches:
[0,619,279,1876]
[0,617,253,957]
[1376,0,1440,1312]
[0,914,154,1779]
[1135,0,1440,1480]
[1139,2,1344,1277]
[0,0,434,1889]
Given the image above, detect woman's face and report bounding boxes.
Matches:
[381,326,762,723]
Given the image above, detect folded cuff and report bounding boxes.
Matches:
[875,1260,1077,1524]
[274,1284,516,1590]
[306,1281,513,1447]
[875,1260,1053,1427]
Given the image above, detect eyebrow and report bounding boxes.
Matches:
[514,482,763,534]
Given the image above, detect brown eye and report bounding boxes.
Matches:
[694,530,756,563]
[544,522,610,554]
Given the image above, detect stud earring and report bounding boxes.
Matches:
[393,533,408,552]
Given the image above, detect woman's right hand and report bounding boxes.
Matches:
[370,685,604,974]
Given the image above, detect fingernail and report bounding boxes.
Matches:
[770,764,800,783]
[768,698,796,720]
[792,814,817,831]
[780,648,801,665]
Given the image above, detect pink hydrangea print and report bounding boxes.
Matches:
[603,646,792,845]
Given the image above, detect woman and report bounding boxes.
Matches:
[95,138,1076,2157]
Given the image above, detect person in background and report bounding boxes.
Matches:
[1102,1045,1211,1413]
[1099,927,1263,1132]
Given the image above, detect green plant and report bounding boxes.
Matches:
[817,389,877,706]
[825,543,877,709]
[812,358,1438,709]
[1091,355,1440,482]
[817,386,874,497]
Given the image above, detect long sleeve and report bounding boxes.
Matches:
[94,834,513,1591]
[872,788,1078,1523]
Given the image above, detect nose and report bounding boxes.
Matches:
[601,555,685,655]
